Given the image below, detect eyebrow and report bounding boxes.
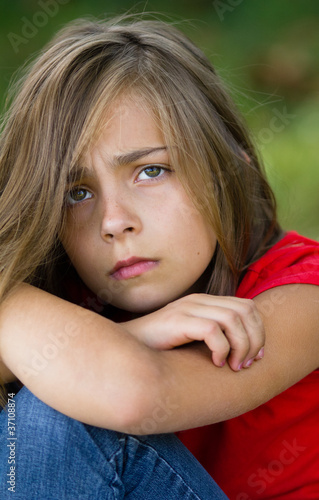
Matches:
[69,146,169,183]
[113,146,168,166]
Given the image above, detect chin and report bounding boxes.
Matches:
[112,291,177,315]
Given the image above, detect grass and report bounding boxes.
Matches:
[253,100,319,240]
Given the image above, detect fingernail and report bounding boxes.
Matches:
[237,362,243,371]
[256,347,264,360]
[244,358,254,368]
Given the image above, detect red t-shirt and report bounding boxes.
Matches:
[178,231,319,499]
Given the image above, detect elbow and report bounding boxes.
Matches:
[110,362,172,435]
[117,396,167,436]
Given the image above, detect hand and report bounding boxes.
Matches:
[121,293,265,372]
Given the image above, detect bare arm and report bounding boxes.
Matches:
[0,283,318,433]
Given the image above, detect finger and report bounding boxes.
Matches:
[212,308,251,371]
[189,296,265,367]
[181,295,265,358]
[185,304,251,370]
[181,316,231,367]
[176,295,265,369]
[235,300,265,367]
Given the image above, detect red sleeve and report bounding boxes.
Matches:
[236,231,319,299]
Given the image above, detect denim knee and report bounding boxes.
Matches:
[0,387,125,499]
[0,388,228,499]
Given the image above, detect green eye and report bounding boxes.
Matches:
[144,166,162,177]
[66,187,93,205]
[137,165,169,181]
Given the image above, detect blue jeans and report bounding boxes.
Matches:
[0,387,228,499]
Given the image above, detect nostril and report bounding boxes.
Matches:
[104,233,114,240]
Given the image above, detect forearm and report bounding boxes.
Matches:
[0,284,256,432]
[1,284,318,434]
[0,284,167,430]
[0,287,252,433]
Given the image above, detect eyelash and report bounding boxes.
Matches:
[135,164,171,182]
[65,187,93,206]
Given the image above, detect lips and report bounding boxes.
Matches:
[110,257,159,280]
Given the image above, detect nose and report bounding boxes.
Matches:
[100,193,142,242]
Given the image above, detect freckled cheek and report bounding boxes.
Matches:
[64,240,97,278]
[60,219,95,261]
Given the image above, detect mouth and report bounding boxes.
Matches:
[109,257,159,281]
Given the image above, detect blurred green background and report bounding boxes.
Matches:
[0,0,318,239]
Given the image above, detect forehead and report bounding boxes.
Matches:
[87,97,166,162]
[70,96,169,180]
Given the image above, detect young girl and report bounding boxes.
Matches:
[0,15,318,499]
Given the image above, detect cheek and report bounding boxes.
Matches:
[166,210,216,266]
[170,195,215,244]
[184,211,216,263]
[60,222,92,268]
[187,228,216,267]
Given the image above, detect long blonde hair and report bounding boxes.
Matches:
[0,15,280,383]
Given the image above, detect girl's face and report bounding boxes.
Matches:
[61,97,217,313]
